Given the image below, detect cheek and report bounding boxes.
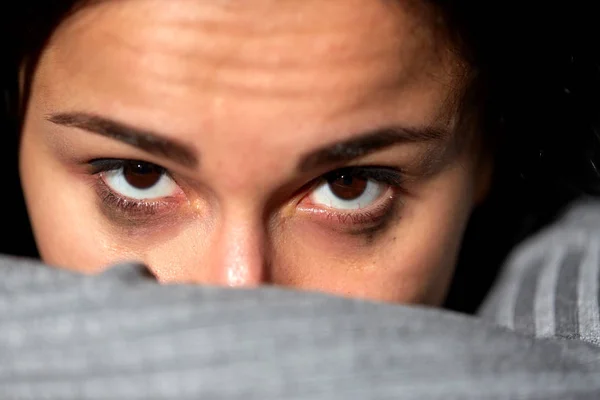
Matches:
[397,184,474,304]
[270,214,466,304]
[141,225,214,283]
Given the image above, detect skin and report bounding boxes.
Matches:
[20,0,489,304]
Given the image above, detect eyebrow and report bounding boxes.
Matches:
[47,112,199,168]
[298,125,450,171]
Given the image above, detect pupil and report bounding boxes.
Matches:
[123,162,162,189]
[329,174,368,200]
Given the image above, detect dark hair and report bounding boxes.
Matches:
[2,1,599,311]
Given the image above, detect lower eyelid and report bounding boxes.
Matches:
[298,187,398,226]
[93,177,182,221]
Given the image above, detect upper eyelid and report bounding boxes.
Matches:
[89,159,127,171]
[322,166,405,186]
[293,166,405,197]
[88,159,167,174]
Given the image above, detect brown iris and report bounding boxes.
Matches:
[123,161,163,189]
[328,174,368,200]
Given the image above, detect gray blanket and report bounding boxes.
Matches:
[1,200,599,399]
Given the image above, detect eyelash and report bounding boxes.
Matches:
[88,159,406,228]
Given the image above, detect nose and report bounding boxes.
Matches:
[204,218,269,287]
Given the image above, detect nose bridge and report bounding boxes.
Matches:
[197,146,283,287]
[206,212,268,287]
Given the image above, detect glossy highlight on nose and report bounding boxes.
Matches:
[207,222,267,287]
[227,263,253,287]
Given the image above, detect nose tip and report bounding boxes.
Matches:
[225,262,262,287]
[209,224,268,288]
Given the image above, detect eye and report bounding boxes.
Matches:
[309,168,399,210]
[98,160,178,200]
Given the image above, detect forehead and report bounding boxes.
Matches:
[35,0,460,156]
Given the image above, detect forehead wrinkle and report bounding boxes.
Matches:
[49,0,444,99]
[61,0,415,56]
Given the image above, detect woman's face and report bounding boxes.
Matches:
[20,0,488,304]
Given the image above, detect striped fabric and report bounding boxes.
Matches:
[479,199,600,346]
